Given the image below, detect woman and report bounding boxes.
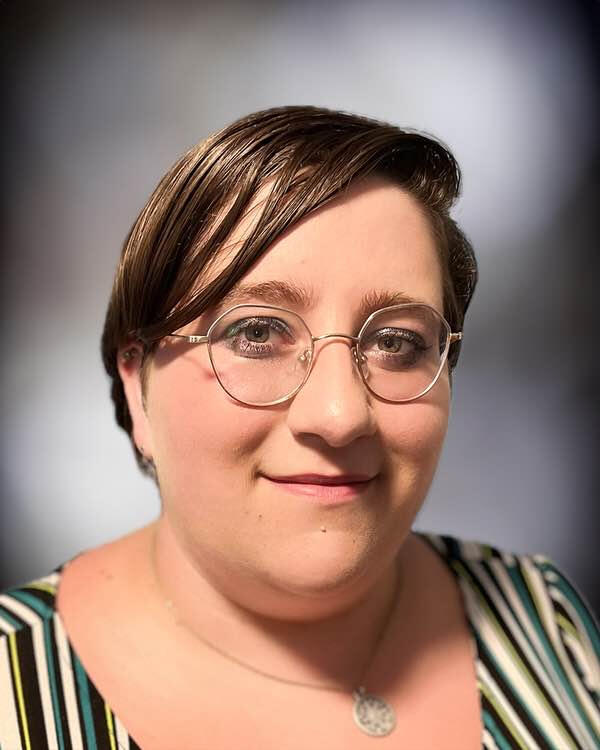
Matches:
[1,106,598,750]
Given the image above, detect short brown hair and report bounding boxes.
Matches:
[101,105,478,474]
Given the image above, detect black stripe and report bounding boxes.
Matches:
[478,636,580,749]
[550,597,589,683]
[14,626,49,749]
[461,559,573,730]
[480,691,514,749]
[48,617,74,750]
[88,677,113,748]
[69,644,93,750]
[428,537,594,747]
[550,597,571,625]
[512,558,593,739]
[0,599,30,633]
[5,632,29,750]
[20,585,57,611]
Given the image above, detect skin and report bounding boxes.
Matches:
[56,178,484,748]
[116,178,451,681]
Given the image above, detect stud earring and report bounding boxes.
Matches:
[138,445,157,480]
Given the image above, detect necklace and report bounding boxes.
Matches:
[152,543,399,737]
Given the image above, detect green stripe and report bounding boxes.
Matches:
[482,707,516,750]
[556,613,578,640]
[44,620,66,750]
[10,591,53,620]
[4,592,66,750]
[547,567,600,656]
[478,638,546,750]
[73,652,98,750]
[480,678,528,750]
[0,604,22,630]
[508,564,576,696]
[520,563,598,743]
[456,561,574,749]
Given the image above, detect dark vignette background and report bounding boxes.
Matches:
[1,0,599,611]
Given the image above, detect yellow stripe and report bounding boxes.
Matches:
[104,702,117,750]
[26,582,56,596]
[8,632,32,750]
[455,560,578,750]
[479,678,529,750]
[556,613,578,640]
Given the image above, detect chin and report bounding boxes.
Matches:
[261,529,395,602]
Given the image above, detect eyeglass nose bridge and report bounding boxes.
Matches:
[300,333,369,381]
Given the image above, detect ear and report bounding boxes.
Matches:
[117,343,155,462]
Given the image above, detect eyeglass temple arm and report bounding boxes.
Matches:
[167,334,210,345]
[165,332,462,346]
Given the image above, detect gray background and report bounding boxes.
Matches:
[2,0,599,611]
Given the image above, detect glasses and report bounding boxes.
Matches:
[165,303,462,406]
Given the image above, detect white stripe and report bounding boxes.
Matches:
[458,539,488,561]
[0,636,23,749]
[489,558,585,731]
[460,576,577,749]
[524,561,599,748]
[482,727,500,749]
[545,583,600,739]
[54,614,85,750]
[467,561,569,721]
[550,584,600,692]
[115,716,130,750]
[37,572,61,588]
[475,655,541,749]
[0,610,17,635]
[563,632,594,691]
[0,594,59,749]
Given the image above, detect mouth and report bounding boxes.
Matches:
[260,473,377,503]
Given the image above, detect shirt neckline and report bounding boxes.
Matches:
[48,533,486,749]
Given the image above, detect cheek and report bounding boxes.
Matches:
[145,354,274,495]
[377,385,450,492]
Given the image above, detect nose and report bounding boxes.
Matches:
[285,336,376,448]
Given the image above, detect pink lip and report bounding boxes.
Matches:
[262,474,376,503]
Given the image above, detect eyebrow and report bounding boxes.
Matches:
[211,280,427,320]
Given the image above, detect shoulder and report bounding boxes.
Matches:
[424,533,597,623]
[422,532,600,652]
[1,569,62,636]
[422,532,600,743]
[0,570,66,748]
[0,563,144,750]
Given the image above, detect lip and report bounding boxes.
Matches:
[261,473,377,503]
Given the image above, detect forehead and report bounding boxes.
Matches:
[212,179,443,319]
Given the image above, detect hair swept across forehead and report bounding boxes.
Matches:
[101,105,478,474]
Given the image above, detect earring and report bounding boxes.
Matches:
[138,445,157,480]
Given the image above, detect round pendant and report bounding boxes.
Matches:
[352,687,396,737]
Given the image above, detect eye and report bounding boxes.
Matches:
[377,332,416,354]
[224,317,292,342]
[362,327,429,369]
[218,316,297,358]
[243,321,270,343]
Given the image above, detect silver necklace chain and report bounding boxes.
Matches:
[152,541,399,737]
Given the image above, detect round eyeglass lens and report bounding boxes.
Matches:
[357,305,450,401]
[207,306,313,405]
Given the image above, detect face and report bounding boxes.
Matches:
[121,179,450,613]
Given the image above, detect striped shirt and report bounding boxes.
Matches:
[1,535,599,749]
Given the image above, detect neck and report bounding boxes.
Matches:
[148,515,406,691]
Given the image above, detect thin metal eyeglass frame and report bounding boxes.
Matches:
[164,302,463,406]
